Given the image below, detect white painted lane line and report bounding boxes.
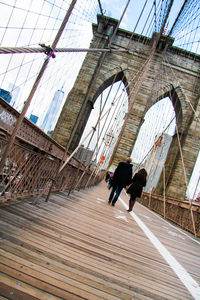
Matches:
[119,196,200,300]
[122,190,200,245]
[115,215,129,222]
[96,197,105,202]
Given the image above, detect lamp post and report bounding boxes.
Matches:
[104,131,114,147]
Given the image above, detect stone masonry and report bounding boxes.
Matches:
[53,15,200,201]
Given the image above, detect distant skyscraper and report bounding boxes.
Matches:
[0,88,12,103]
[29,114,39,124]
[8,83,20,107]
[41,88,64,133]
[144,133,172,193]
[74,145,94,166]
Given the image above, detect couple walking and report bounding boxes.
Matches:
[108,157,147,212]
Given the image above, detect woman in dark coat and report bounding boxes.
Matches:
[126,168,147,212]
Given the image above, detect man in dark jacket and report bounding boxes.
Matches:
[108,157,133,206]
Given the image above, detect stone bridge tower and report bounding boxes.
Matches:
[53,15,200,201]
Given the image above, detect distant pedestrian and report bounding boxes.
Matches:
[126,168,147,212]
[105,171,110,183]
[108,173,113,189]
[108,157,132,206]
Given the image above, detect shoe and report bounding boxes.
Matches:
[108,201,111,204]
[127,209,132,212]
[111,203,115,206]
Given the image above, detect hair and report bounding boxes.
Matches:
[126,157,132,163]
[138,168,147,180]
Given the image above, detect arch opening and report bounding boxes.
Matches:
[77,80,128,169]
[131,97,176,193]
[69,70,129,153]
[187,151,200,201]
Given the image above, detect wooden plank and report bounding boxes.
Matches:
[0,181,199,299]
[2,201,198,279]
[0,264,106,300]
[0,232,181,299]
[0,220,189,298]
[0,218,185,291]
[0,273,60,300]
[0,241,146,299]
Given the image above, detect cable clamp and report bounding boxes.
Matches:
[39,44,56,59]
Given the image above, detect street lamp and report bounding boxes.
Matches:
[104,131,114,146]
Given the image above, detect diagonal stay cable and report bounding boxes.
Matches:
[0,0,77,174]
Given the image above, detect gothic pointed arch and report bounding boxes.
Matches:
[53,15,200,200]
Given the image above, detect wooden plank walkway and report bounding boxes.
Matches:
[0,181,200,299]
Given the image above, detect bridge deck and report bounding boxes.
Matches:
[0,181,200,299]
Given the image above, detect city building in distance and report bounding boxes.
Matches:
[8,83,20,107]
[0,88,12,103]
[41,88,64,135]
[29,114,39,124]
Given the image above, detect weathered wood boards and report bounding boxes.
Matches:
[0,182,199,299]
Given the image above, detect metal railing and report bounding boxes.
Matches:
[0,98,103,204]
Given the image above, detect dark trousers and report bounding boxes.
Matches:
[128,195,137,211]
[108,186,123,205]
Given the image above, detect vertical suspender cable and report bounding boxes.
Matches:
[126,0,149,50]
[0,0,77,174]
[109,4,173,168]
[167,0,189,36]
[162,136,166,219]
[61,0,131,159]
[163,164,166,218]
[84,79,126,188]
[175,123,197,237]
[70,72,119,191]
[97,0,105,18]
[154,0,157,32]
[192,174,200,201]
